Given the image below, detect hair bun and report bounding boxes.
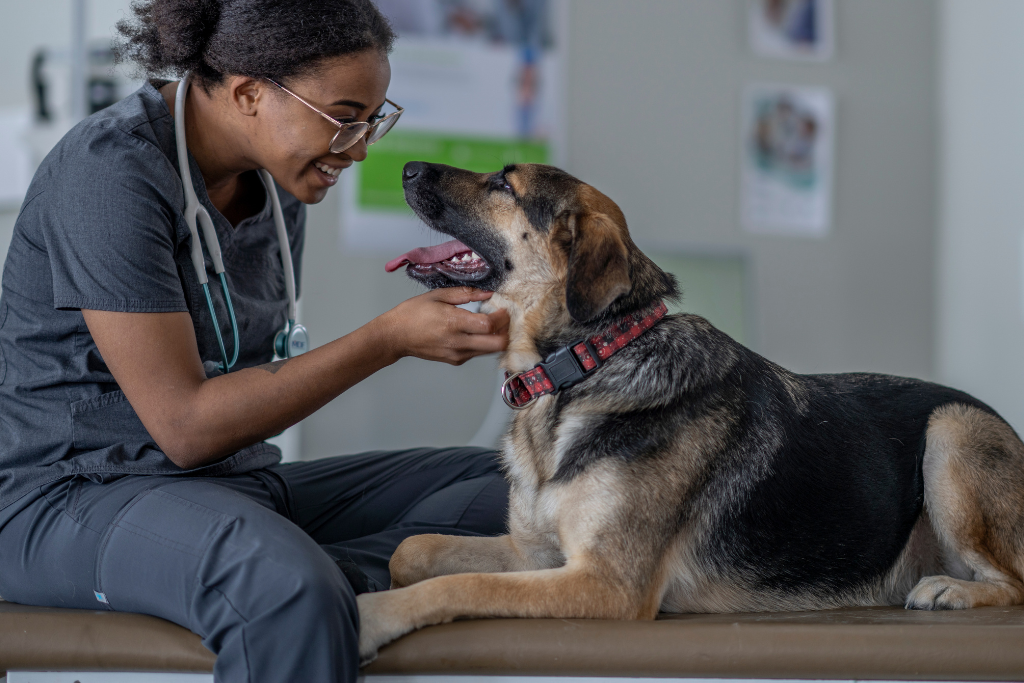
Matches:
[155,0,222,70]
[116,0,223,78]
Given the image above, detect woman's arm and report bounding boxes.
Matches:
[83,287,508,469]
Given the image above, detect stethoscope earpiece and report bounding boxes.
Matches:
[175,72,306,372]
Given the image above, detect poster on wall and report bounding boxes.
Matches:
[341,0,568,253]
[749,0,834,62]
[741,84,834,237]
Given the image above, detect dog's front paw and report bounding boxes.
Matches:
[357,589,414,665]
[905,575,974,610]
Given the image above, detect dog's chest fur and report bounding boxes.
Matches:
[501,398,567,536]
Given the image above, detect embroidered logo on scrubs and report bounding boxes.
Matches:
[94,591,109,604]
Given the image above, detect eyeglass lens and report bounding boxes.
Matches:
[329,124,368,154]
[366,114,400,144]
[328,112,401,153]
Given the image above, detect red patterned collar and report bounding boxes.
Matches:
[501,301,669,409]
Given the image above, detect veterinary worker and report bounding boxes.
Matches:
[0,0,510,680]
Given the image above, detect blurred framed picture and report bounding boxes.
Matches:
[343,0,568,253]
[741,84,834,237]
[749,0,835,62]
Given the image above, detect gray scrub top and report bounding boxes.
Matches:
[0,81,306,513]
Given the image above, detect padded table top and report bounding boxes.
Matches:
[3,600,1024,679]
[0,601,215,674]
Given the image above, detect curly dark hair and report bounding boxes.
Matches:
[115,0,396,90]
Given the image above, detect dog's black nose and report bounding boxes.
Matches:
[403,161,425,181]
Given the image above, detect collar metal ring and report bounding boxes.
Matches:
[501,372,532,410]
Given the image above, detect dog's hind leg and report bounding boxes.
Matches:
[906,403,1024,610]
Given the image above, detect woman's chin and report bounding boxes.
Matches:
[306,186,331,204]
[283,180,330,205]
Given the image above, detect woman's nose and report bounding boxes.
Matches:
[345,135,369,162]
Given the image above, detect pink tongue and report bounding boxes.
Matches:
[385,239,471,273]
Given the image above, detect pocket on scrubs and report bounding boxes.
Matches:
[70,389,155,451]
[41,476,83,520]
[95,485,235,619]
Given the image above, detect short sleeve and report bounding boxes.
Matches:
[42,123,188,313]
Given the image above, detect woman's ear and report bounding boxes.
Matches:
[227,76,264,117]
[563,210,631,322]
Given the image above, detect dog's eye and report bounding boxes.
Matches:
[491,173,514,195]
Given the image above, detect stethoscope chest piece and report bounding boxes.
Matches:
[275,321,310,359]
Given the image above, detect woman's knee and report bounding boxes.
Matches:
[205,511,355,614]
[203,527,360,682]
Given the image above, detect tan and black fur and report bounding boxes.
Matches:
[357,162,1024,661]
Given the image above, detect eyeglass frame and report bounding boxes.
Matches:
[266,78,403,154]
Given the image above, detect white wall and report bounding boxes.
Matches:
[937,0,1024,432]
[0,0,132,110]
[563,0,937,378]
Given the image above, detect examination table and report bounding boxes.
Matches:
[2,599,1024,682]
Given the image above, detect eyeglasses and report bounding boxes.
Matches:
[267,79,403,154]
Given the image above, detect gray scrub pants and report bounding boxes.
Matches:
[0,447,508,683]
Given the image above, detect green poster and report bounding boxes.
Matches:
[357,131,549,213]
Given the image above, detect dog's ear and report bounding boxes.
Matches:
[561,210,632,323]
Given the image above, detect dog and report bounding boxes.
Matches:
[359,161,1024,662]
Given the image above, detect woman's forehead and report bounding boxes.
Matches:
[311,51,391,110]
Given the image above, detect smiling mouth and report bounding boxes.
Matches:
[312,161,350,187]
[384,239,492,282]
[314,161,344,177]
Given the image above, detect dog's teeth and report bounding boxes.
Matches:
[461,254,471,262]
[471,252,480,260]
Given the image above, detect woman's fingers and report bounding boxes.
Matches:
[453,307,510,338]
[441,334,507,365]
[454,309,496,334]
[459,328,509,352]
[431,286,494,306]
[487,308,510,335]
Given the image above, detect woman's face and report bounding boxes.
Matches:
[253,50,392,204]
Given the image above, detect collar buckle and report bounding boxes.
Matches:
[539,339,599,393]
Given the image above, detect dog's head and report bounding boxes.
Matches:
[390,162,677,347]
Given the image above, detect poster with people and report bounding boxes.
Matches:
[741,84,834,237]
[343,0,567,252]
[749,0,835,61]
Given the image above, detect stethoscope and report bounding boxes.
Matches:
[174,73,309,373]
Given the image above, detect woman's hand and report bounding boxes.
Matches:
[377,287,509,365]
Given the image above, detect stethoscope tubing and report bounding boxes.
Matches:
[174,73,302,372]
